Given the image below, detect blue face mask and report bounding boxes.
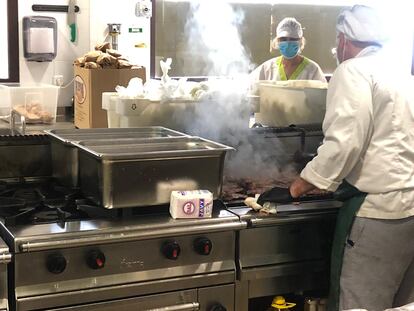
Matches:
[278,41,300,59]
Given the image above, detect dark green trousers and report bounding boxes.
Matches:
[328,182,367,311]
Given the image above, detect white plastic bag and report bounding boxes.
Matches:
[115,77,144,98]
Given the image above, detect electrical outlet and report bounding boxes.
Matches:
[53,75,64,87]
[136,0,152,18]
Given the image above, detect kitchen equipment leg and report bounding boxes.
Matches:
[235,280,249,311]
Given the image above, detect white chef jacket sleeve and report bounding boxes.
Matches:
[300,62,373,192]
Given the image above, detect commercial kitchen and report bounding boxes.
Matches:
[0,1,413,311]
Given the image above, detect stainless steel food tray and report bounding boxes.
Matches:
[45,127,189,187]
[74,137,233,209]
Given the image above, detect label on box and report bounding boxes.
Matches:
[74,75,86,104]
[170,190,213,219]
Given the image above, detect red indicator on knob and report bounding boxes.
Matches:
[162,241,181,260]
[96,258,104,267]
[194,237,213,256]
[86,250,106,269]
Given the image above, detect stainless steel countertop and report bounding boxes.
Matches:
[227,200,341,227]
[1,208,246,253]
[0,120,75,135]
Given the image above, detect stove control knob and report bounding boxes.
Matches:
[46,253,67,274]
[162,241,180,260]
[210,304,227,311]
[87,250,106,269]
[194,237,212,255]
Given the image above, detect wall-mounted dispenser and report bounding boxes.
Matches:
[108,23,121,50]
[23,16,57,62]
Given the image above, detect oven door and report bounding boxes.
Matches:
[48,290,199,311]
[46,284,235,311]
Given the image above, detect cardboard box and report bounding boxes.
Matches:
[74,66,146,128]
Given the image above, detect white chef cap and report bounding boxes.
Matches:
[276,17,303,39]
[336,5,388,45]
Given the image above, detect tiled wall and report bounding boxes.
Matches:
[18,0,91,107]
[89,0,151,80]
[18,0,151,107]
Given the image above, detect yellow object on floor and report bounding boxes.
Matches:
[271,296,296,310]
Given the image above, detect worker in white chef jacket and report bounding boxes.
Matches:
[287,5,414,311]
[251,17,327,82]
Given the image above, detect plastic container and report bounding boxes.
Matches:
[117,100,195,130]
[0,85,11,121]
[102,94,198,131]
[254,80,327,127]
[102,92,120,128]
[0,83,59,124]
[102,92,252,131]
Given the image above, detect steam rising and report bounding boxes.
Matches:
[177,1,296,181]
[183,1,252,76]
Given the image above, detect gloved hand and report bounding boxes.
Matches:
[257,187,294,206]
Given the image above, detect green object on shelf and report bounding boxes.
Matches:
[69,23,76,42]
[68,0,77,43]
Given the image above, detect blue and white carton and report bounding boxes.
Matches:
[170,190,213,219]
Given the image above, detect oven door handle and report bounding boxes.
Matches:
[145,302,200,311]
[19,222,246,252]
[0,253,11,264]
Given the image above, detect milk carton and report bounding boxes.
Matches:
[170,190,213,219]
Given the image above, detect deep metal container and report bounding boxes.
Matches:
[0,134,51,179]
[45,127,189,187]
[74,137,233,209]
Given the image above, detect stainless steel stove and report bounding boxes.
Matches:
[228,200,341,311]
[0,176,341,311]
[0,237,11,311]
[0,177,245,311]
[1,205,244,310]
[0,130,342,311]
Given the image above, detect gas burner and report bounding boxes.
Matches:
[13,188,41,204]
[0,179,88,226]
[1,200,89,227]
[0,197,26,209]
[0,197,26,218]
